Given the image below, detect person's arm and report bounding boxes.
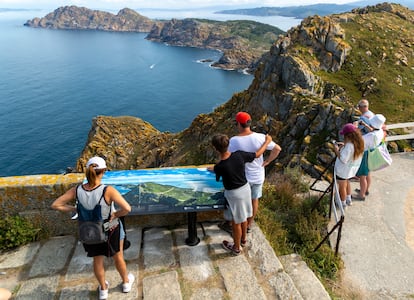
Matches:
[51,187,77,213]
[263,142,282,167]
[359,119,373,133]
[106,186,131,221]
[336,143,353,164]
[255,134,272,158]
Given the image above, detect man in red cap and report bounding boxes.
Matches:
[228,111,281,234]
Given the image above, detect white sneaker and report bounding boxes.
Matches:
[341,201,347,209]
[122,273,135,293]
[346,198,352,206]
[99,281,109,300]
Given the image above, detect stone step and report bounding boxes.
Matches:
[0,222,330,299]
[279,254,331,300]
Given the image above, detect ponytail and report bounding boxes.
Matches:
[85,164,105,186]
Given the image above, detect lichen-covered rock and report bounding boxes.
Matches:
[76,116,176,172]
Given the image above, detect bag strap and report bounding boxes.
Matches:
[76,184,108,209]
[99,185,111,215]
[75,184,81,206]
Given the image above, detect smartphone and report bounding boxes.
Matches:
[103,219,118,231]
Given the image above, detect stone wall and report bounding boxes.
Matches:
[0,174,223,237]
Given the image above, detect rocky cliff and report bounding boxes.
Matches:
[24,6,156,32]
[77,3,414,177]
[146,19,284,72]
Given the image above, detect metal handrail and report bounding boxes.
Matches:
[313,168,345,255]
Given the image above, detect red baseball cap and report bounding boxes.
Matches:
[235,112,251,124]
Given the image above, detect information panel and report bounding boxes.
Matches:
[100,166,226,214]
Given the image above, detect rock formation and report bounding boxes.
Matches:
[24,6,156,32]
[146,19,283,72]
[76,3,414,176]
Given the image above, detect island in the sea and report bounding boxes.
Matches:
[24,5,285,73]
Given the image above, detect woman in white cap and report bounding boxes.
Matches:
[51,156,134,300]
[353,114,386,201]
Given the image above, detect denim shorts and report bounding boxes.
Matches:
[250,183,263,200]
[119,221,125,240]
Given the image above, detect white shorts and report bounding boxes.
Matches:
[224,183,253,224]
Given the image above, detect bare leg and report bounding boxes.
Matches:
[346,180,351,198]
[366,173,372,193]
[247,198,258,228]
[337,179,347,202]
[241,221,247,242]
[93,256,107,289]
[112,245,129,283]
[231,221,242,251]
[359,175,367,197]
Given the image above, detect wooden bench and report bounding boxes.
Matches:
[385,122,414,142]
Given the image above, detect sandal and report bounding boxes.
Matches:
[354,188,369,196]
[351,194,366,201]
[222,240,241,256]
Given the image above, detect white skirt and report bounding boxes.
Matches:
[224,183,253,224]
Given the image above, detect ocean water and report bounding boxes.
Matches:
[0,9,300,177]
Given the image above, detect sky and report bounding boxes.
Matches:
[0,0,362,10]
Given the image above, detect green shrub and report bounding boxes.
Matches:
[0,215,40,250]
[258,175,342,281]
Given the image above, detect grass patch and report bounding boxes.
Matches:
[322,11,414,122]
[257,173,343,285]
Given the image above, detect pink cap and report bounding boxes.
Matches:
[340,123,357,135]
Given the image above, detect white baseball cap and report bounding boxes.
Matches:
[85,156,107,169]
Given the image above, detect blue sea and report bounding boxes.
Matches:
[0,9,300,177]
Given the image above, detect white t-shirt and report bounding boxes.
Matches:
[334,142,363,179]
[229,132,276,184]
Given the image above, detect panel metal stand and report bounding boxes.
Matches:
[185,212,200,246]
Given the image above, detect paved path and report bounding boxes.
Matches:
[339,152,414,299]
[1,152,413,299]
[0,222,329,299]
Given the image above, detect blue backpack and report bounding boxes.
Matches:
[76,185,109,245]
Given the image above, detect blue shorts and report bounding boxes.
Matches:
[250,183,263,200]
[119,220,125,240]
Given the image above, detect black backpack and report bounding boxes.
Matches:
[76,185,109,245]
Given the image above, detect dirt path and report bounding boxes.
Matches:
[405,187,414,251]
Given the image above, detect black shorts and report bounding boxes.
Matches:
[83,225,120,257]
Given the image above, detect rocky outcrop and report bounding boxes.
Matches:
[24,6,156,32]
[77,4,414,177]
[146,19,283,72]
[76,116,177,172]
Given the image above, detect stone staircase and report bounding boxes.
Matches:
[0,222,331,299]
